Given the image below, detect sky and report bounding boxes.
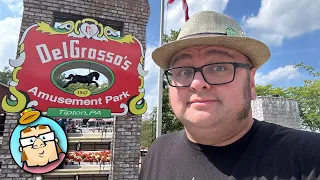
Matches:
[0,0,319,114]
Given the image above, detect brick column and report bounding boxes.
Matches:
[1,0,150,179]
[111,114,142,180]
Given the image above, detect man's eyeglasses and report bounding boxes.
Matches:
[20,131,55,147]
[164,62,252,87]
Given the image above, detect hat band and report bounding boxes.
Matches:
[179,32,227,40]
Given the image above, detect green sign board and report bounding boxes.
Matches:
[47,108,111,118]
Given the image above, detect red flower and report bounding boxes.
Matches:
[75,151,82,156]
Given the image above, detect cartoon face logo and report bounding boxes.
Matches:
[19,125,63,167]
[10,108,67,174]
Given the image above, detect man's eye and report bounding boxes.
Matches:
[41,136,46,140]
[181,70,190,75]
[178,69,192,76]
[30,139,34,142]
[214,66,225,71]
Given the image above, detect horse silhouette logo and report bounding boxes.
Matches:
[63,71,100,88]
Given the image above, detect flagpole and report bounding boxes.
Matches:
[156,0,165,138]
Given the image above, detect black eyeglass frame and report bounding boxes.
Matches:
[164,62,252,87]
[19,131,55,148]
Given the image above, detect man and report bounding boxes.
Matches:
[19,124,65,173]
[139,11,320,180]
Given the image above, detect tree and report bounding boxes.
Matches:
[164,29,180,43]
[55,73,68,88]
[141,120,155,147]
[161,29,184,134]
[255,84,288,97]
[141,107,157,147]
[0,66,13,85]
[286,80,320,131]
[255,63,320,131]
[287,63,320,131]
[162,87,184,134]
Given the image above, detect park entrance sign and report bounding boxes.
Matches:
[1,18,148,117]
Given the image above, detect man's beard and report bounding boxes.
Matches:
[237,73,252,121]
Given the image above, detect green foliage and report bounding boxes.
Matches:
[160,29,184,134]
[141,107,157,147]
[255,84,288,98]
[162,87,184,134]
[163,29,180,43]
[286,79,320,131]
[255,63,320,131]
[294,63,320,77]
[55,73,68,88]
[0,66,13,85]
[287,63,320,131]
[141,120,156,148]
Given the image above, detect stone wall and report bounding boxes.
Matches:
[112,114,142,180]
[252,96,301,129]
[0,0,150,179]
[0,113,40,180]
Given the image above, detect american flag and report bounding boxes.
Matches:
[168,0,189,22]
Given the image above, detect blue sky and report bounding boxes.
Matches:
[0,0,319,113]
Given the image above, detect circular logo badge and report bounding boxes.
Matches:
[10,116,68,174]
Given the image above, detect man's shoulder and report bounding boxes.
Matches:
[255,120,320,175]
[256,120,320,147]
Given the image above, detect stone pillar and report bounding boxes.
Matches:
[111,114,142,180]
[252,96,301,129]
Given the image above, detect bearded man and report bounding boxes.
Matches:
[139,11,320,180]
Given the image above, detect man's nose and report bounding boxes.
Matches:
[189,72,211,91]
[32,138,46,149]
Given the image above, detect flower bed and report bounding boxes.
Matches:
[65,150,111,165]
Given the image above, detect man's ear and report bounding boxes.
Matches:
[19,146,22,152]
[55,138,59,143]
[250,68,257,100]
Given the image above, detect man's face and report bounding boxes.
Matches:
[168,46,257,130]
[19,125,59,166]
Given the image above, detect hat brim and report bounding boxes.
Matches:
[152,35,271,69]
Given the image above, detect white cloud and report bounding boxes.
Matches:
[0,16,22,70]
[241,15,247,24]
[255,65,302,85]
[243,0,320,46]
[165,0,229,33]
[1,0,23,15]
[144,85,159,115]
[144,46,159,80]
[143,45,161,114]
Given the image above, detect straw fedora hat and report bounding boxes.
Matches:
[152,11,271,69]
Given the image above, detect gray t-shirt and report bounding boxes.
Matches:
[139,119,320,180]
